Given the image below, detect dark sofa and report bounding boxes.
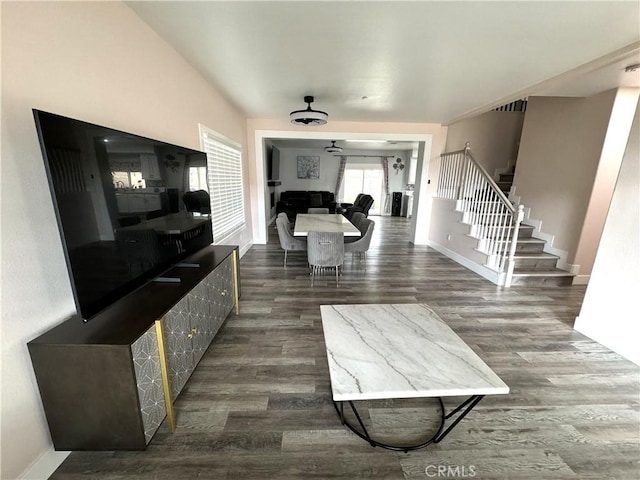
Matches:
[276,191,336,219]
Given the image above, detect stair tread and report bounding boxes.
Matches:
[513,252,559,259]
[512,270,574,277]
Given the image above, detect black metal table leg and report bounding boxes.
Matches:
[332,395,484,452]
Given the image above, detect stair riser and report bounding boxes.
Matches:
[515,242,545,253]
[499,174,514,182]
[509,275,573,287]
[484,241,545,253]
[512,258,559,269]
[484,228,533,239]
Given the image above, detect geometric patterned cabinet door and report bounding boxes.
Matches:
[162,252,237,402]
[209,254,235,335]
[190,278,215,367]
[193,255,235,365]
[163,294,197,401]
[130,325,167,444]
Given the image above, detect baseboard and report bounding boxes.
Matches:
[239,242,253,258]
[19,448,70,480]
[572,274,590,285]
[427,240,503,285]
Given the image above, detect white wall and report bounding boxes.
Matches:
[512,92,617,275]
[574,99,640,365]
[426,198,501,284]
[572,89,640,279]
[277,148,341,192]
[276,147,410,198]
[1,3,248,478]
[445,110,525,175]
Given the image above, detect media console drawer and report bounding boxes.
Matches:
[28,245,239,450]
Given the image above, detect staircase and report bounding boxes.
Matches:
[437,145,575,287]
[490,170,574,286]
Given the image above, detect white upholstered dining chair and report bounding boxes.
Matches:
[345,218,375,261]
[275,215,306,267]
[307,232,344,286]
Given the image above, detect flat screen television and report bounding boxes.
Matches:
[33,110,213,321]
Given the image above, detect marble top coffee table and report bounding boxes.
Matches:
[321,303,509,451]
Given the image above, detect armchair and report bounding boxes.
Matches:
[334,193,363,214]
[344,194,374,220]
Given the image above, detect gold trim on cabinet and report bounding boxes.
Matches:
[154,319,176,432]
[232,249,240,315]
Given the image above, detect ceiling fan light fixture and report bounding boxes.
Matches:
[290,96,328,126]
[324,140,342,153]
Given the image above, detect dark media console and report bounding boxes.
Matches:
[28,245,240,450]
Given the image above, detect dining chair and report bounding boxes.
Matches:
[307,231,344,286]
[276,216,306,268]
[345,219,375,261]
[183,190,211,214]
[277,212,293,233]
[307,207,330,214]
[350,212,366,231]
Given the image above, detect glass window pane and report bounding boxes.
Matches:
[112,171,129,188]
[130,172,145,189]
[189,166,208,191]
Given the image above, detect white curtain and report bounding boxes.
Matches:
[381,156,390,214]
[334,156,348,200]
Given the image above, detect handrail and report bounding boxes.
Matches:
[436,142,524,287]
[463,143,515,213]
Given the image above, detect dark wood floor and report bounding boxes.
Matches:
[52,216,639,479]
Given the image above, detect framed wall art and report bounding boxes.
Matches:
[297,156,320,179]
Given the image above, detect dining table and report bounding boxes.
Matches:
[293,214,360,237]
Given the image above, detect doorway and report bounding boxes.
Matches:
[341,164,384,216]
[253,130,432,245]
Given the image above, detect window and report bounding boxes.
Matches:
[111,170,145,189]
[110,158,145,189]
[341,164,384,215]
[188,166,208,191]
[199,125,245,242]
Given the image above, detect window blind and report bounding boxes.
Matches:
[200,127,245,242]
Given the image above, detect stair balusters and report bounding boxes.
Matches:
[437,143,524,286]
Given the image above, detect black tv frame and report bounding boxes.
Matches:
[33,109,213,322]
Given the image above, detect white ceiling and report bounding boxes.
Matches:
[127,1,640,125]
[270,139,417,152]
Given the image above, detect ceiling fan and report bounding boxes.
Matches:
[290,96,328,126]
[324,140,343,153]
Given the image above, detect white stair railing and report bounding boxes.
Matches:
[437,143,524,287]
